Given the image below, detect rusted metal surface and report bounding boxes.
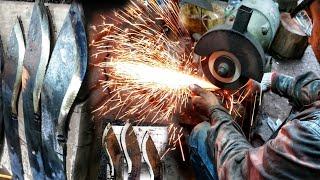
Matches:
[102,123,123,179]
[120,123,141,180]
[41,1,87,179]
[2,18,25,179]
[142,132,163,180]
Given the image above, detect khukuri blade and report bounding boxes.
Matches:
[22,1,50,179]
[41,1,87,179]
[0,34,4,159]
[142,132,162,180]
[2,18,25,179]
[103,123,123,179]
[121,123,142,180]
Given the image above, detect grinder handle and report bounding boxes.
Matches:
[232,5,253,33]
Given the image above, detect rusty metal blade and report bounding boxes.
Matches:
[0,33,4,159]
[21,1,50,179]
[41,1,87,179]
[102,123,123,179]
[120,123,141,180]
[2,18,25,179]
[142,132,163,180]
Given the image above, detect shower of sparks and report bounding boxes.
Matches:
[91,0,219,155]
[91,0,257,158]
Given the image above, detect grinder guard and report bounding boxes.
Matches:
[195,5,265,89]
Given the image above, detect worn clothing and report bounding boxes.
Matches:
[189,121,218,180]
[193,72,320,179]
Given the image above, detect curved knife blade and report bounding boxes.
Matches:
[142,132,163,180]
[120,123,141,180]
[0,34,4,159]
[67,100,93,180]
[21,1,50,179]
[2,18,25,180]
[41,1,87,179]
[102,123,123,179]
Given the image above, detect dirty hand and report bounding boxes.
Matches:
[189,84,221,117]
[260,72,273,92]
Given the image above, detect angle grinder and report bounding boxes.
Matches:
[195,1,280,89]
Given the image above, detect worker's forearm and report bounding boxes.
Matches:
[207,107,251,176]
[270,73,294,98]
[271,72,320,109]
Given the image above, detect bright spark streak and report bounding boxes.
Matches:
[105,61,217,90]
[91,0,221,157]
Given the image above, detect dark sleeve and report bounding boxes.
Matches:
[271,72,320,110]
[207,107,320,179]
[207,107,252,179]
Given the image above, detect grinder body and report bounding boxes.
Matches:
[195,0,280,89]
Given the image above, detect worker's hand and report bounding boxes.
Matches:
[189,84,221,118]
[260,72,273,92]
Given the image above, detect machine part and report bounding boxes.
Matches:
[102,123,123,180]
[290,0,315,17]
[41,1,87,179]
[120,123,142,180]
[226,0,280,50]
[240,0,280,50]
[180,0,213,10]
[270,13,309,60]
[0,34,4,159]
[21,1,50,179]
[141,132,162,180]
[179,1,226,35]
[2,18,25,179]
[195,5,265,89]
[294,10,313,36]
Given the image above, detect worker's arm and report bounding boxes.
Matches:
[207,106,252,179]
[189,85,252,179]
[270,72,320,110]
[208,108,320,179]
[190,84,320,179]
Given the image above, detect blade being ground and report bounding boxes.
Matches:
[142,132,162,180]
[41,1,87,179]
[2,18,25,180]
[120,123,142,180]
[102,123,123,179]
[21,1,50,179]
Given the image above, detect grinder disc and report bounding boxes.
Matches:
[195,26,265,89]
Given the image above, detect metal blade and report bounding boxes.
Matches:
[41,1,87,179]
[21,1,50,178]
[67,100,93,180]
[142,132,162,180]
[0,34,4,159]
[2,18,25,179]
[102,123,123,179]
[120,123,141,180]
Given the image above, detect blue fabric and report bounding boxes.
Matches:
[188,121,219,180]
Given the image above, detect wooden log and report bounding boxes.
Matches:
[270,12,309,60]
